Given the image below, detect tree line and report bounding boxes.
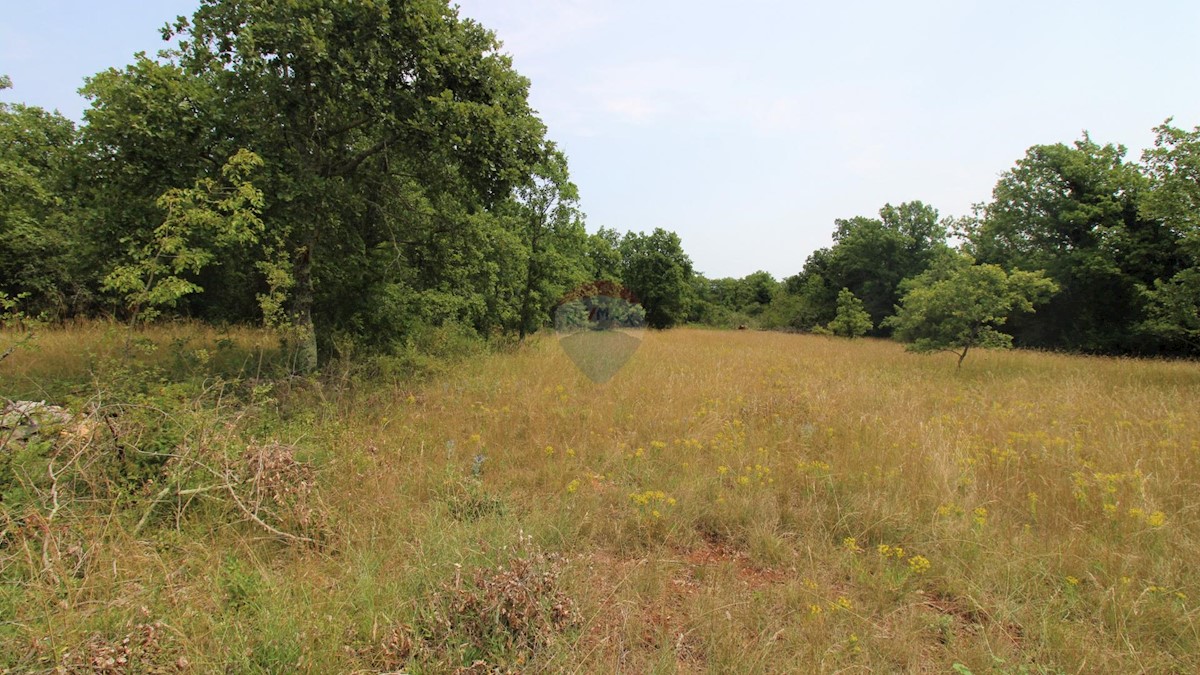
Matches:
[0,0,697,371]
[2,0,1198,365]
[691,131,1200,359]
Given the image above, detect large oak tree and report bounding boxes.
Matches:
[81,0,549,370]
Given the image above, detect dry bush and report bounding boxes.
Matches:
[417,537,577,668]
[236,441,327,538]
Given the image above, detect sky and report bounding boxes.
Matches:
[4,1,1200,279]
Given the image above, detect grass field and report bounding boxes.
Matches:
[3,325,1200,672]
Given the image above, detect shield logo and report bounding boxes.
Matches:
[555,281,645,383]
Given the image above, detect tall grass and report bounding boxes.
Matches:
[3,325,1198,672]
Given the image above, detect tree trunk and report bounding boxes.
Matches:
[289,243,319,373]
[519,257,537,342]
[518,220,544,342]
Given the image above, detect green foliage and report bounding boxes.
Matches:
[787,201,950,333]
[0,88,80,316]
[1138,121,1200,350]
[0,292,38,365]
[71,0,558,369]
[885,253,1058,367]
[966,134,1174,353]
[1140,269,1200,350]
[8,8,1200,364]
[827,287,872,338]
[102,149,267,325]
[76,56,224,316]
[512,144,589,339]
[758,272,829,331]
[585,227,624,282]
[619,228,694,329]
[689,270,778,327]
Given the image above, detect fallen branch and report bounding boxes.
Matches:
[132,483,229,536]
[224,474,316,545]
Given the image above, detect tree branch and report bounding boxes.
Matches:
[224,473,316,544]
[333,133,399,177]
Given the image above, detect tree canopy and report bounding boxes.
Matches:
[781,201,950,333]
[885,254,1058,367]
[964,135,1179,353]
[619,229,694,329]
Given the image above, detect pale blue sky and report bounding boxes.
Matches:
[4,1,1200,279]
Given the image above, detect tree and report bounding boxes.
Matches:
[788,201,950,333]
[686,271,778,327]
[80,0,548,370]
[1138,120,1200,351]
[1140,270,1200,350]
[101,149,269,326]
[0,77,80,316]
[827,288,872,338]
[619,228,694,329]
[511,144,588,339]
[585,227,624,282]
[966,134,1175,353]
[884,254,1058,367]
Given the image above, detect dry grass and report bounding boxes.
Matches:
[0,319,282,400]
[3,325,1200,672]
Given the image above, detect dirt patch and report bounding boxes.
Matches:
[917,588,1023,649]
[679,540,787,589]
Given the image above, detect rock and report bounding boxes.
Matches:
[1,399,73,442]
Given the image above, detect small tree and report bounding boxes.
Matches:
[102,149,274,327]
[884,255,1057,367]
[827,288,872,337]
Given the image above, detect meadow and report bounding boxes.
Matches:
[2,324,1199,673]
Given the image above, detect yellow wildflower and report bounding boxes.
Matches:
[907,556,931,574]
[973,507,988,527]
